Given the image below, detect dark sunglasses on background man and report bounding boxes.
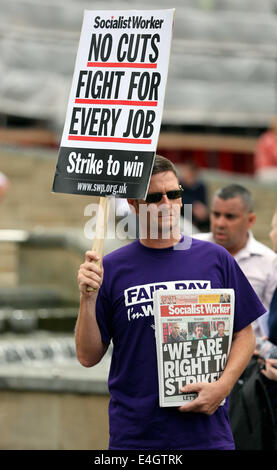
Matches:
[145,186,183,204]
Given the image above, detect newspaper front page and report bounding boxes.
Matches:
[153,289,234,407]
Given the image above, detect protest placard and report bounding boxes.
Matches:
[52,9,175,200]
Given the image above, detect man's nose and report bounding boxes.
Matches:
[160,194,171,205]
[215,215,227,227]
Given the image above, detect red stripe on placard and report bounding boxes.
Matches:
[67,135,152,144]
[74,99,158,106]
[87,62,157,69]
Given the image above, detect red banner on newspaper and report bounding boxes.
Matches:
[160,303,231,317]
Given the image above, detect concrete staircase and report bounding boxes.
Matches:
[1,0,277,128]
[0,146,276,292]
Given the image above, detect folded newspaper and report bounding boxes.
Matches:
[153,289,234,407]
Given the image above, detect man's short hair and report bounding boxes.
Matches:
[152,154,178,179]
[214,184,254,213]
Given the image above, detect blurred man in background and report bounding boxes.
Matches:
[194,184,277,337]
[179,160,210,232]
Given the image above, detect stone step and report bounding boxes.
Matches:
[0,243,17,277]
[0,273,17,287]
[179,0,275,13]
[0,285,72,309]
[170,54,276,83]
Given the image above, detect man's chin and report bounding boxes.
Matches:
[214,235,228,246]
[158,223,180,239]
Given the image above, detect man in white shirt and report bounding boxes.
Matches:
[194,184,277,337]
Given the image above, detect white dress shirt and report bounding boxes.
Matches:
[193,231,277,337]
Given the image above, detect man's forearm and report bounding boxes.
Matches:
[75,293,108,367]
[179,324,256,414]
[217,324,256,395]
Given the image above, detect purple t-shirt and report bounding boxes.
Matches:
[96,236,265,450]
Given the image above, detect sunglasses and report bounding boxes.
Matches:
[145,186,183,204]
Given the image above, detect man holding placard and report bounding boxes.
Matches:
[52,9,264,450]
[76,154,265,450]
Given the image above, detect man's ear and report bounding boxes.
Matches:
[247,212,256,229]
[127,198,139,215]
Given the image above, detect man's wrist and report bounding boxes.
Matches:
[80,291,98,304]
[216,374,234,398]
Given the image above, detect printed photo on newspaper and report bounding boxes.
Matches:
[153,289,235,407]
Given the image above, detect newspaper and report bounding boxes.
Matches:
[153,289,234,407]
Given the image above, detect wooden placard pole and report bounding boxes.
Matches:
[87,196,109,292]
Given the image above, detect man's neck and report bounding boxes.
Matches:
[228,233,249,257]
[139,232,182,249]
